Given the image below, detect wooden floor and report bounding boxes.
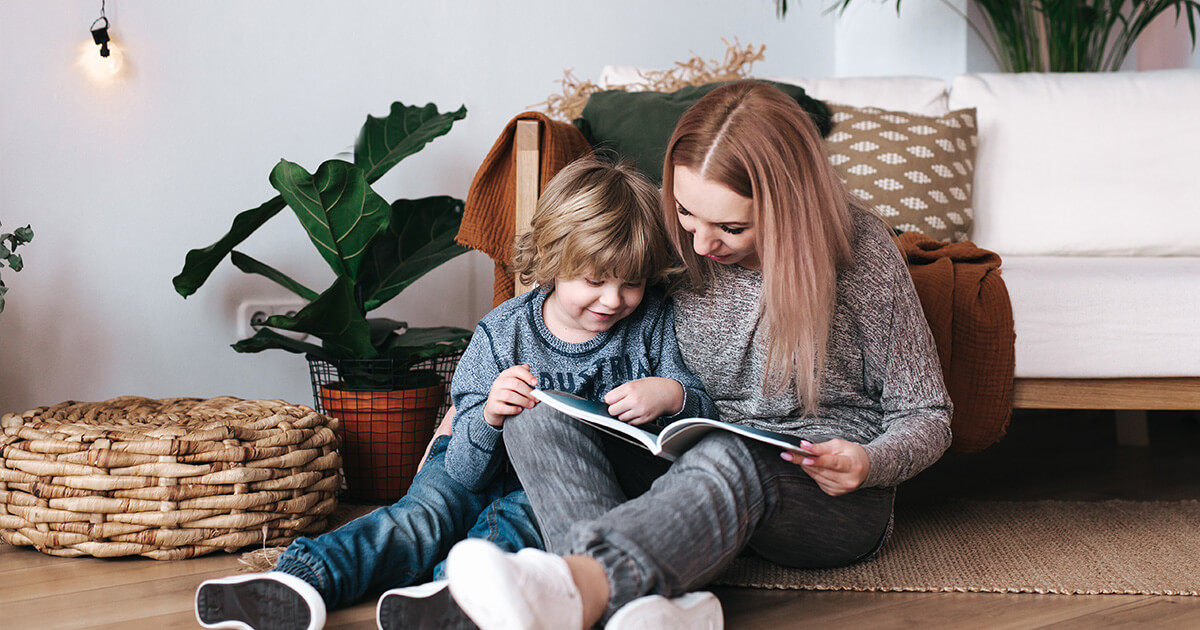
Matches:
[3,409,1199,629]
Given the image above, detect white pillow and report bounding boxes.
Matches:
[951,70,1200,256]
[769,75,950,116]
[598,66,950,116]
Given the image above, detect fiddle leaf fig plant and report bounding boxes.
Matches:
[0,222,33,314]
[174,102,472,389]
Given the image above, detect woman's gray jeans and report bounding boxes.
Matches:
[503,404,895,618]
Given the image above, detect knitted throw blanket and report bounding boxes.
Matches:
[457,112,592,307]
[896,232,1015,455]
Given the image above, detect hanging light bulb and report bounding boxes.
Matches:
[90,0,112,59]
[91,16,111,58]
[81,1,123,82]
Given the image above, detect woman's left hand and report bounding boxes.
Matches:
[782,439,870,497]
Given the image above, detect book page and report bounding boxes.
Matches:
[658,418,816,459]
[530,389,660,452]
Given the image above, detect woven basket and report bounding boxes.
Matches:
[0,396,341,560]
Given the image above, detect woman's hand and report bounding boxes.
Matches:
[483,365,538,427]
[782,438,870,496]
[604,377,684,425]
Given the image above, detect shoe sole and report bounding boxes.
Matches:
[605,591,724,630]
[195,573,320,630]
[446,539,537,630]
[377,584,479,630]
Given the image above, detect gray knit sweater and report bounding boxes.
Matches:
[446,288,717,492]
[673,208,952,488]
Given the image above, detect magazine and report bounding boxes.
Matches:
[530,389,816,461]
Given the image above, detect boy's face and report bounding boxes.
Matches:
[544,273,646,341]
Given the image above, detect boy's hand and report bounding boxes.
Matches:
[484,365,538,427]
[604,377,684,426]
[781,439,870,496]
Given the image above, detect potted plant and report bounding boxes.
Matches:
[173,102,473,501]
[776,0,1200,72]
[0,222,33,314]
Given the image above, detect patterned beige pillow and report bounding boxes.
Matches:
[825,103,978,242]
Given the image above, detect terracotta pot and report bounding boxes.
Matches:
[319,382,446,502]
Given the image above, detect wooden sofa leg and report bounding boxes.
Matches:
[1115,410,1150,448]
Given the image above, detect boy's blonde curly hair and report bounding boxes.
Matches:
[511,156,679,290]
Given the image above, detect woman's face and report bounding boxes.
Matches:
[672,166,760,270]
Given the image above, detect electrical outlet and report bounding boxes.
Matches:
[236,299,310,342]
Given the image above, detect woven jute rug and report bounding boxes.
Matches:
[713,499,1200,596]
[236,500,1200,596]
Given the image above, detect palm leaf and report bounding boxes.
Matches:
[795,0,1200,72]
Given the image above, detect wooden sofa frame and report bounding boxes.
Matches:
[512,120,1200,413]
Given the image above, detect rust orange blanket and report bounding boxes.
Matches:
[457,112,592,307]
[896,232,1015,455]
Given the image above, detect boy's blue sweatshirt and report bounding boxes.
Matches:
[445,287,716,491]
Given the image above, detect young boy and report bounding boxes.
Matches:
[194,155,717,630]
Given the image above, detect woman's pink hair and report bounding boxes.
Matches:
[663,80,857,415]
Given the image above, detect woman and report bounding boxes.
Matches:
[444,80,953,630]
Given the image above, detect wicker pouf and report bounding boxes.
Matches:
[0,396,341,560]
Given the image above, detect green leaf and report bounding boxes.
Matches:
[356,102,467,183]
[359,196,469,312]
[174,196,288,298]
[6,254,21,272]
[376,325,472,361]
[261,276,377,359]
[270,159,391,282]
[0,285,7,314]
[367,317,408,347]
[232,327,329,358]
[230,250,320,302]
[13,226,32,243]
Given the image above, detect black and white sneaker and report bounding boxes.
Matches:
[195,572,326,630]
[376,580,479,630]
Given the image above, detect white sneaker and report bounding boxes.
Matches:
[605,591,723,630]
[376,580,478,630]
[445,538,584,630]
[195,571,326,630]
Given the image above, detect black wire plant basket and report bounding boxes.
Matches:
[307,351,462,502]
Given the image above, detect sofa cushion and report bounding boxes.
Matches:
[827,104,978,242]
[770,75,951,116]
[1002,256,1200,378]
[950,70,1200,256]
[574,80,831,185]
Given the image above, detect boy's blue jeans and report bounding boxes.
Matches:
[274,435,542,610]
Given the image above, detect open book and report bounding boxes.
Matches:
[530,389,816,461]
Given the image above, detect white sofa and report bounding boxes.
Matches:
[593,68,1200,412]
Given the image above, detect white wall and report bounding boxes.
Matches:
[835,0,969,78]
[0,1,990,413]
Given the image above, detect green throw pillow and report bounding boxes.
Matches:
[573,81,833,185]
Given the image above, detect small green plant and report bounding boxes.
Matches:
[0,222,33,314]
[776,0,1200,72]
[173,102,473,389]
